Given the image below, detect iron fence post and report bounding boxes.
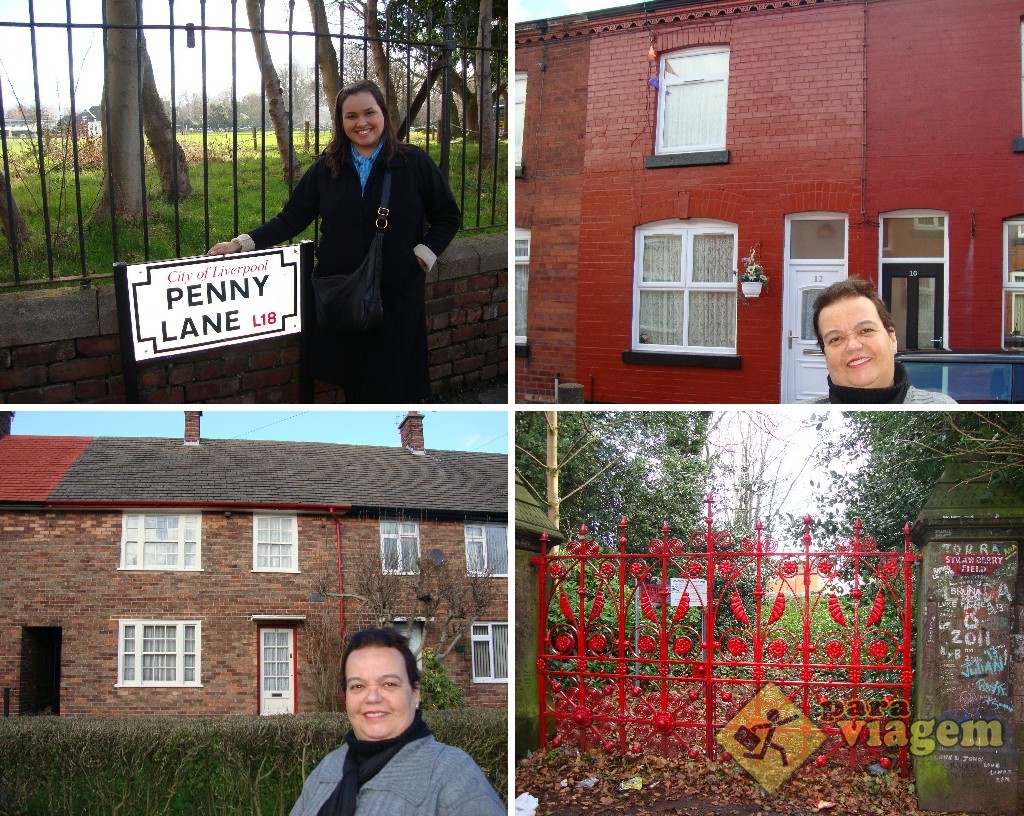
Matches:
[438,10,456,179]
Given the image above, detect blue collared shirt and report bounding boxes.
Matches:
[351,140,384,193]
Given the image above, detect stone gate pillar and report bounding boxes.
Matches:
[913,462,1024,814]
[513,475,562,758]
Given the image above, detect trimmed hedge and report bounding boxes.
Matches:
[0,710,507,816]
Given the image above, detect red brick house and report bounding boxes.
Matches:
[0,412,508,716]
[515,0,1024,403]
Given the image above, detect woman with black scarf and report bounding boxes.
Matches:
[289,628,505,816]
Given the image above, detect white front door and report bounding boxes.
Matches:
[259,627,294,715]
[781,215,848,403]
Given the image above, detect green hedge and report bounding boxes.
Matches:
[0,710,506,816]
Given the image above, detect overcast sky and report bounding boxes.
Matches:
[8,409,509,455]
[514,0,627,24]
[1,0,334,113]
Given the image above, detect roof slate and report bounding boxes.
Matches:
[0,435,94,502]
[44,437,506,515]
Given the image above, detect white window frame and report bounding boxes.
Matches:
[252,513,300,573]
[465,522,508,577]
[470,622,508,683]
[120,512,202,571]
[117,620,202,688]
[632,219,738,353]
[1003,219,1024,349]
[515,229,530,345]
[515,71,527,170]
[380,520,420,575]
[656,46,729,155]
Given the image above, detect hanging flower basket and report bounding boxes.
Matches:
[738,244,768,299]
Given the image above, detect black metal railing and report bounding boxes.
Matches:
[0,1,507,290]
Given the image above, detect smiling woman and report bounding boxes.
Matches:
[288,629,505,816]
[805,278,956,404]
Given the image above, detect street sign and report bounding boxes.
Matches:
[114,242,313,403]
[122,245,302,360]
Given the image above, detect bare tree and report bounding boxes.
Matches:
[0,169,29,249]
[308,0,342,121]
[94,0,144,221]
[245,0,302,183]
[363,0,401,127]
[305,608,342,711]
[139,34,192,200]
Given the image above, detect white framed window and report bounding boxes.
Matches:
[514,72,527,170]
[381,520,419,574]
[515,229,530,344]
[253,514,299,572]
[121,513,201,571]
[633,220,737,353]
[656,47,729,155]
[117,620,201,687]
[471,622,508,683]
[1003,219,1024,349]
[465,523,508,576]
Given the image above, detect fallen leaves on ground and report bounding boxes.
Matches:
[515,750,975,816]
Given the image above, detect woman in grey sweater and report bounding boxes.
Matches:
[289,628,505,816]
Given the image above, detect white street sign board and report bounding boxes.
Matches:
[669,578,708,608]
[124,246,302,360]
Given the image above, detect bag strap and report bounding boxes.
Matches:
[374,169,392,231]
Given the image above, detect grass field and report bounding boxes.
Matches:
[0,130,507,288]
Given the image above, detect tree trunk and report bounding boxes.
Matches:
[364,0,401,129]
[475,0,496,167]
[0,169,29,249]
[307,0,341,122]
[245,0,302,184]
[139,35,192,200]
[94,0,144,222]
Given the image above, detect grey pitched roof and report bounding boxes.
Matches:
[47,438,506,516]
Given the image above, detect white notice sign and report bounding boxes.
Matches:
[669,578,708,609]
[124,246,302,360]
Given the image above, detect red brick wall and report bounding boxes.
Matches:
[514,38,590,402]
[0,508,507,715]
[865,0,1024,349]
[572,2,865,402]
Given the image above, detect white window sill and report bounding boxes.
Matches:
[116,683,204,689]
[251,568,301,574]
[118,567,204,572]
[472,678,509,684]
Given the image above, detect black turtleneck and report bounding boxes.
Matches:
[826,361,911,404]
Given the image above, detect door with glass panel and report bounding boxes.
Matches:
[781,215,847,402]
[259,627,295,715]
[879,214,947,350]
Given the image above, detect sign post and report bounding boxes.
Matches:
[114,242,310,403]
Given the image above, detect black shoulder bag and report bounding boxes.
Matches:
[311,169,391,332]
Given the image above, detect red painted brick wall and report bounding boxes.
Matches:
[573,2,865,402]
[865,0,1024,349]
[514,38,590,402]
[0,508,507,715]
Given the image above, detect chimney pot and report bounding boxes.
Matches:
[399,411,425,454]
[184,411,203,445]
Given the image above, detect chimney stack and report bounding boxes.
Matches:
[399,411,425,454]
[0,411,13,439]
[184,411,202,445]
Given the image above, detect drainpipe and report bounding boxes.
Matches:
[329,507,345,641]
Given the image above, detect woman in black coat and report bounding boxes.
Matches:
[209,80,462,402]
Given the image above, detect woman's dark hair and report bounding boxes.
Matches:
[323,80,403,178]
[342,627,421,688]
[811,277,896,350]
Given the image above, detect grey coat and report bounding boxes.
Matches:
[288,736,505,816]
[805,384,957,404]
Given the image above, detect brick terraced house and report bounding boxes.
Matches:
[515,0,1024,403]
[0,412,508,716]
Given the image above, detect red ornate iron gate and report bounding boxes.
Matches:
[535,496,919,775]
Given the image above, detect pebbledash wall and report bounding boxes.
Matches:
[0,235,506,403]
[515,0,1024,403]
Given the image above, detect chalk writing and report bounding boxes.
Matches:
[961,647,1007,678]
